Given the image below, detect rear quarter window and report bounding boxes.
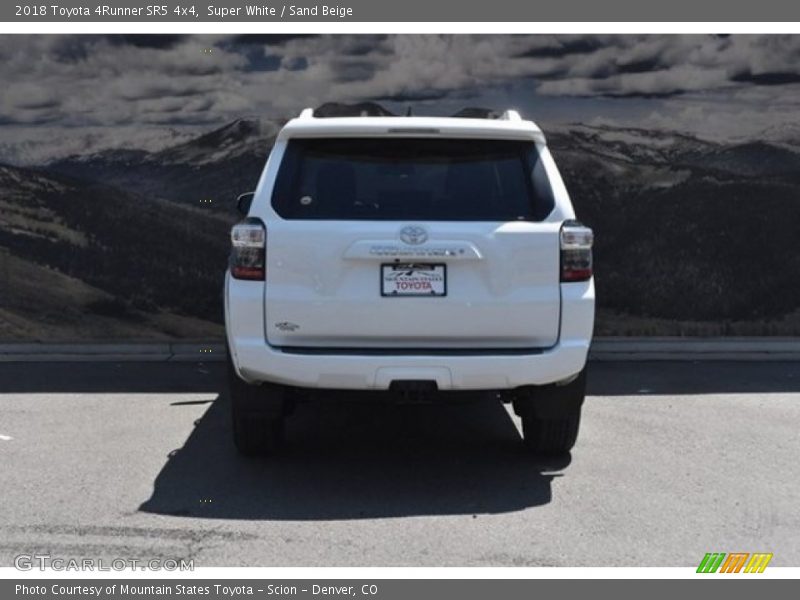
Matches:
[271,137,555,221]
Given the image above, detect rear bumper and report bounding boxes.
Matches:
[225,273,594,391]
[232,338,590,390]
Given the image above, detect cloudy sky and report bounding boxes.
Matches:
[2,34,800,163]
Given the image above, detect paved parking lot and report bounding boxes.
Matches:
[0,360,798,567]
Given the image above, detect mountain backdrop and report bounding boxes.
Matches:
[2,102,799,340]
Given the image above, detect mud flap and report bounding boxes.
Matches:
[512,368,587,420]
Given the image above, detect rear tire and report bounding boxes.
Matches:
[514,368,586,456]
[521,411,581,456]
[227,354,288,457]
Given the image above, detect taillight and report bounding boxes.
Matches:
[560,220,593,282]
[230,218,266,280]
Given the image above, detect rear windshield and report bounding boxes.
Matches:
[271,137,555,221]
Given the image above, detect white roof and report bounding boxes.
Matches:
[277,108,546,144]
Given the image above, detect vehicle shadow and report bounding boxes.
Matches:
[6,359,796,520]
[139,392,568,520]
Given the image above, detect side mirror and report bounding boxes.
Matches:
[236,192,255,215]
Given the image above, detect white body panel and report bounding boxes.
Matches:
[263,220,562,349]
[226,274,594,390]
[225,109,595,390]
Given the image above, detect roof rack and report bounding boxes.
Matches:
[498,110,522,121]
[449,108,523,120]
[299,106,524,121]
[301,103,398,119]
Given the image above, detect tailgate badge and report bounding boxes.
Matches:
[275,321,300,332]
[399,225,428,245]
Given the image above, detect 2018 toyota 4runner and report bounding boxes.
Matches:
[225,107,595,457]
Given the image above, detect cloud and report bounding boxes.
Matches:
[1,34,800,143]
[731,71,800,85]
[514,35,608,59]
[2,83,62,110]
[536,65,732,98]
[106,35,185,49]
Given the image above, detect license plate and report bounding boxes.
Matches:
[381,263,447,297]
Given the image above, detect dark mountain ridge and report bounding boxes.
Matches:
[3,102,800,337]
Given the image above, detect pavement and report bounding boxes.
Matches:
[0,360,798,567]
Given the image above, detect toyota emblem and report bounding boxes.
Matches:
[399,225,428,245]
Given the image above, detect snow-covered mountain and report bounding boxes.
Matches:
[44,117,283,209]
[0,126,199,167]
[547,123,717,164]
[152,118,282,166]
[758,122,800,151]
[547,122,800,185]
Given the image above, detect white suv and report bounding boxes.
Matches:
[224,108,594,457]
